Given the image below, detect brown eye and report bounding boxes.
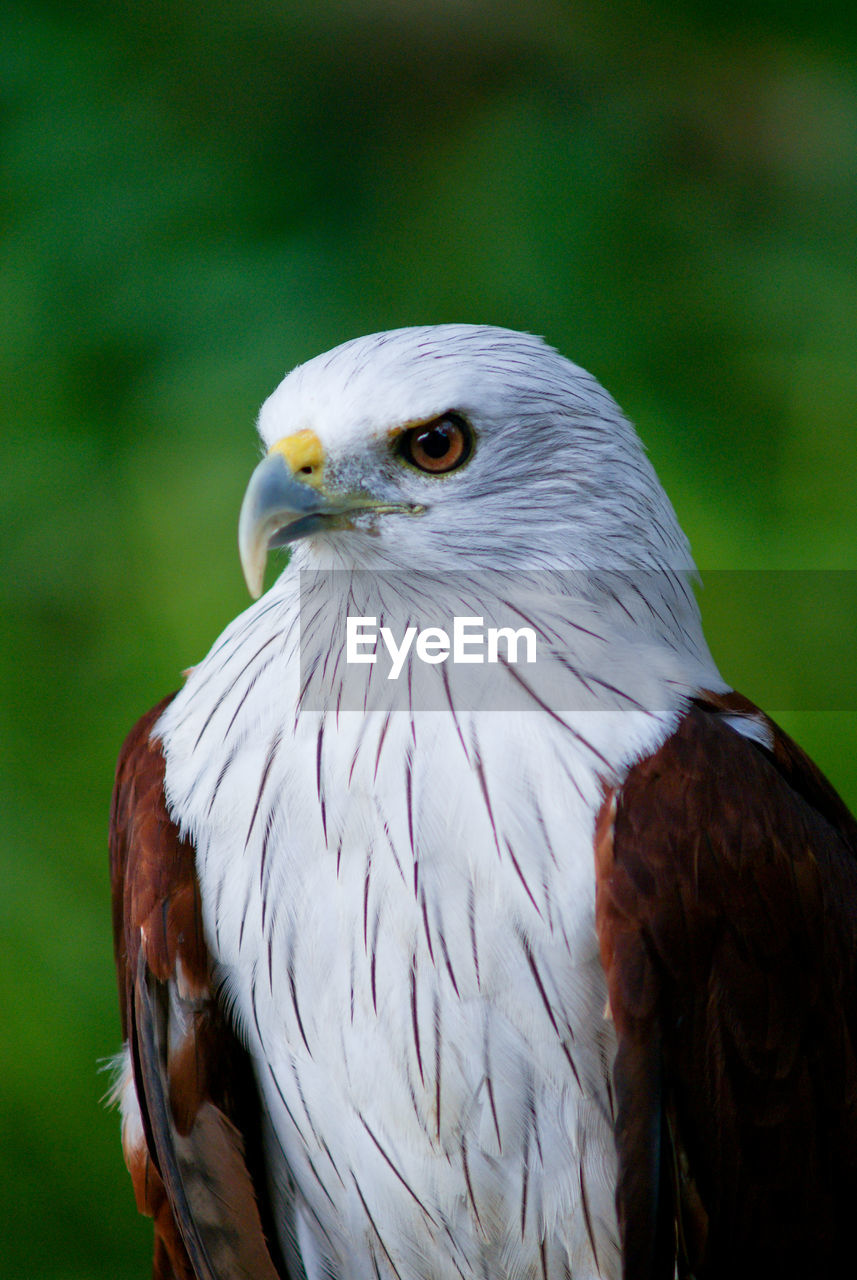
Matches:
[399,414,473,474]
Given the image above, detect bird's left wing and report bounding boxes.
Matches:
[110,697,289,1280]
[595,691,857,1280]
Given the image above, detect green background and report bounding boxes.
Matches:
[2,3,855,1276]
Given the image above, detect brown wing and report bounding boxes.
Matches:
[596,691,857,1280]
[110,698,290,1280]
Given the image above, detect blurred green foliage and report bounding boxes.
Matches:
[1,2,855,1276]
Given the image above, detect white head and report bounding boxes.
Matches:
[240,325,695,586]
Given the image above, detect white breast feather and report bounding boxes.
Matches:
[159,584,721,1280]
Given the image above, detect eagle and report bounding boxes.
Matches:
[110,325,857,1280]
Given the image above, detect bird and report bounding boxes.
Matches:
[110,324,857,1280]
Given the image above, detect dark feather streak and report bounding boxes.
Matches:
[433,987,442,1143]
[420,890,436,967]
[504,837,543,919]
[519,934,582,1089]
[358,1113,438,1224]
[437,927,460,998]
[460,1131,484,1232]
[578,1131,600,1270]
[244,731,282,850]
[468,883,481,990]
[286,938,312,1057]
[410,954,424,1085]
[352,1176,404,1280]
[192,634,280,749]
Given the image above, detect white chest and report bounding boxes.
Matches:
[159,585,690,1280]
[190,703,634,1280]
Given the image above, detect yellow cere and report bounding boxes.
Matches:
[268,430,325,485]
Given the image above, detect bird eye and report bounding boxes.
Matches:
[398,414,473,475]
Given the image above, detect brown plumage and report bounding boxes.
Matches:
[110,698,288,1280]
[112,687,857,1280]
[596,691,857,1278]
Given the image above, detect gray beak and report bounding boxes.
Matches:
[238,450,342,597]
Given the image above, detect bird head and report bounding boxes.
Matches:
[238,325,694,596]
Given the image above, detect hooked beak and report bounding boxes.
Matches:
[238,430,420,597]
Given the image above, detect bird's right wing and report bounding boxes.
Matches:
[110,697,290,1280]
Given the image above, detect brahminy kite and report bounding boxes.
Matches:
[110,326,857,1280]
